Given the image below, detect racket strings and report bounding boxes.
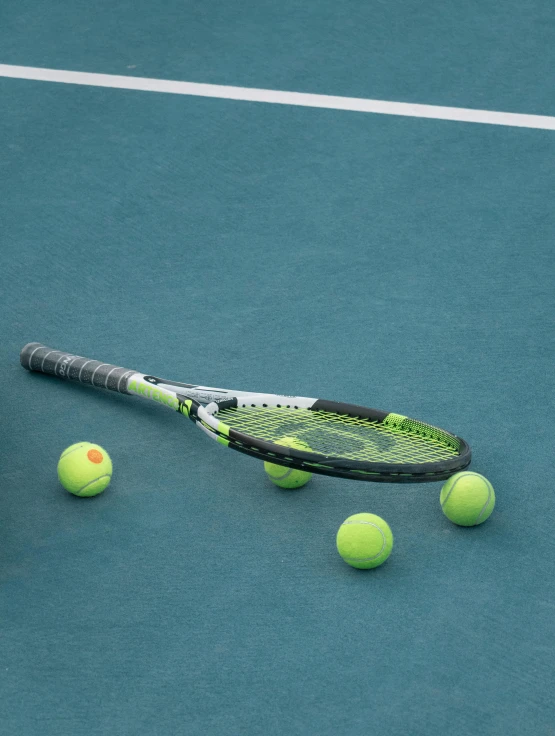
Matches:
[215,406,460,464]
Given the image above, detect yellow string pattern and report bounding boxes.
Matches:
[215,406,460,464]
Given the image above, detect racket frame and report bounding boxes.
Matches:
[21,343,472,483]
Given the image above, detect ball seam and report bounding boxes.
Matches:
[60,443,88,460]
[76,474,111,494]
[340,520,387,561]
[441,472,493,524]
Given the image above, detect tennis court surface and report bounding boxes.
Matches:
[2,2,555,734]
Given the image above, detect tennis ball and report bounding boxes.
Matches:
[264,436,312,489]
[57,442,112,497]
[336,513,393,569]
[440,471,495,526]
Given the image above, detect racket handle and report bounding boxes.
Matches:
[20,343,135,394]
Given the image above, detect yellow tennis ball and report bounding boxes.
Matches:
[336,513,393,569]
[57,442,112,497]
[264,436,312,489]
[440,471,495,526]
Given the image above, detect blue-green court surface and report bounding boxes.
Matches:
[1,1,555,734]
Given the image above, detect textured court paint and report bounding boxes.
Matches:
[1,65,555,131]
[2,15,555,734]
[1,0,555,116]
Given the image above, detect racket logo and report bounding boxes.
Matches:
[58,355,75,378]
[128,379,180,410]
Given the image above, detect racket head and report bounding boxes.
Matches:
[195,397,471,483]
[19,343,471,483]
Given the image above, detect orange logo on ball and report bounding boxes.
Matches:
[87,449,104,464]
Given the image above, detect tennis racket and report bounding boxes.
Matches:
[21,343,471,483]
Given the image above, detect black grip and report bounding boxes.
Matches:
[20,343,135,394]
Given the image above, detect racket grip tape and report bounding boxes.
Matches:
[20,343,135,394]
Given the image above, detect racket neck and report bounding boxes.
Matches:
[128,375,247,408]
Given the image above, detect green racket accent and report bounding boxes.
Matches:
[217,421,230,437]
[179,399,193,417]
[214,406,460,465]
[198,418,231,438]
[382,413,407,427]
[382,413,460,449]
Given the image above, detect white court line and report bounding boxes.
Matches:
[1,63,555,131]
